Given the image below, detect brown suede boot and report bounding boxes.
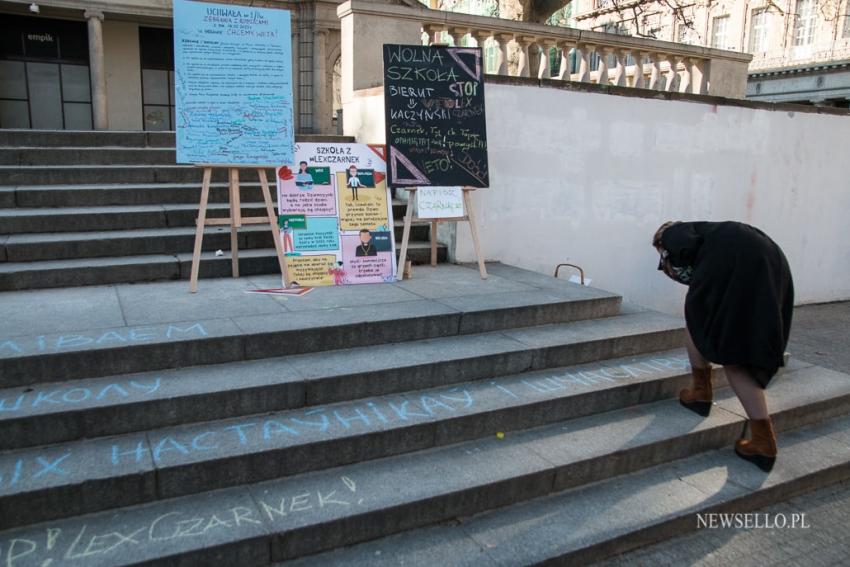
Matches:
[679,366,713,416]
[735,418,778,472]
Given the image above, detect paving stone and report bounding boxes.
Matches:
[116,277,289,326]
[392,264,536,298]
[0,285,125,338]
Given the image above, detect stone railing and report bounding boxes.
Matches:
[338,0,752,100]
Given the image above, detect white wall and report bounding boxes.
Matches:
[345,82,850,314]
[454,82,850,314]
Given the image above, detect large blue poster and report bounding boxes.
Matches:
[173,0,294,165]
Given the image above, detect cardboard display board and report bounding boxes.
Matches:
[277,143,396,287]
[417,186,465,218]
[382,44,489,188]
[173,0,294,165]
[174,0,294,292]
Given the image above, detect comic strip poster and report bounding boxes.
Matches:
[277,143,396,286]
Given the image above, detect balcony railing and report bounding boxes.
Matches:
[338,0,752,99]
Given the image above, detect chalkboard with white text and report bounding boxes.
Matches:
[382,44,489,188]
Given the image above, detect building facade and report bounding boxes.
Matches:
[570,0,850,106]
[0,0,344,132]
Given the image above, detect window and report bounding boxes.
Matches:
[749,9,770,53]
[677,23,698,45]
[711,16,730,49]
[793,0,816,46]
[139,27,175,131]
[0,15,91,130]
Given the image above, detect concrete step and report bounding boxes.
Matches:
[0,203,273,234]
[0,347,703,527]
[0,147,178,166]
[0,267,629,385]
[0,364,847,563]
[294,412,850,567]
[0,165,276,186]
[0,130,175,148]
[0,241,446,291]
[0,183,271,208]
[3,225,279,262]
[0,205,430,241]
[0,340,693,451]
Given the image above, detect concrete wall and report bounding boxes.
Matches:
[454,81,850,314]
[346,80,850,314]
[103,20,143,131]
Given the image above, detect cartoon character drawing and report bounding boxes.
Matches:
[282,219,295,253]
[328,261,347,285]
[356,229,378,257]
[295,161,314,190]
[346,165,362,200]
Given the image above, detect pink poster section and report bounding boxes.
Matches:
[277,143,396,286]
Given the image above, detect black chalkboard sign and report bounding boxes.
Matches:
[383,44,489,188]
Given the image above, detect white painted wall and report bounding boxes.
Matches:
[346,83,850,314]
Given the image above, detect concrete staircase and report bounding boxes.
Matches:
[1,263,849,565]
[0,130,445,291]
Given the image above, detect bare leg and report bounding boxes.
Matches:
[685,328,710,370]
[724,364,770,420]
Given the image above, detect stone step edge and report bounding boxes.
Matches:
[0,348,704,527]
[0,306,659,447]
[0,364,845,565]
[291,413,850,567]
[0,286,627,387]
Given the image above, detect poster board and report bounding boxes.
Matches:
[417,186,464,218]
[173,0,294,165]
[277,143,396,286]
[382,44,489,188]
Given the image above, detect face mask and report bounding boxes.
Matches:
[658,249,694,285]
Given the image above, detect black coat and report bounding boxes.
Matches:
[660,221,794,387]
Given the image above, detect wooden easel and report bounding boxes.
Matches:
[396,186,487,280]
[189,165,288,292]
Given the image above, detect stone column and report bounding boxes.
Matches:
[515,37,533,78]
[678,56,691,93]
[576,44,591,82]
[633,51,647,89]
[448,27,468,47]
[648,53,662,90]
[665,57,680,92]
[472,31,492,73]
[690,58,706,94]
[495,33,512,75]
[611,49,626,87]
[312,29,329,134]
[85,10,108,130]
[557,41,575,80]
[538,40,556,79]
[598,47,611,85]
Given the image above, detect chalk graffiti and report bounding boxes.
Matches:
[0,355,690,491]
[0,476,361,566]
[0,379,162,414]
[0,324,208,357]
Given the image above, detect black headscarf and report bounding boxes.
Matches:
[658,221,794,387]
